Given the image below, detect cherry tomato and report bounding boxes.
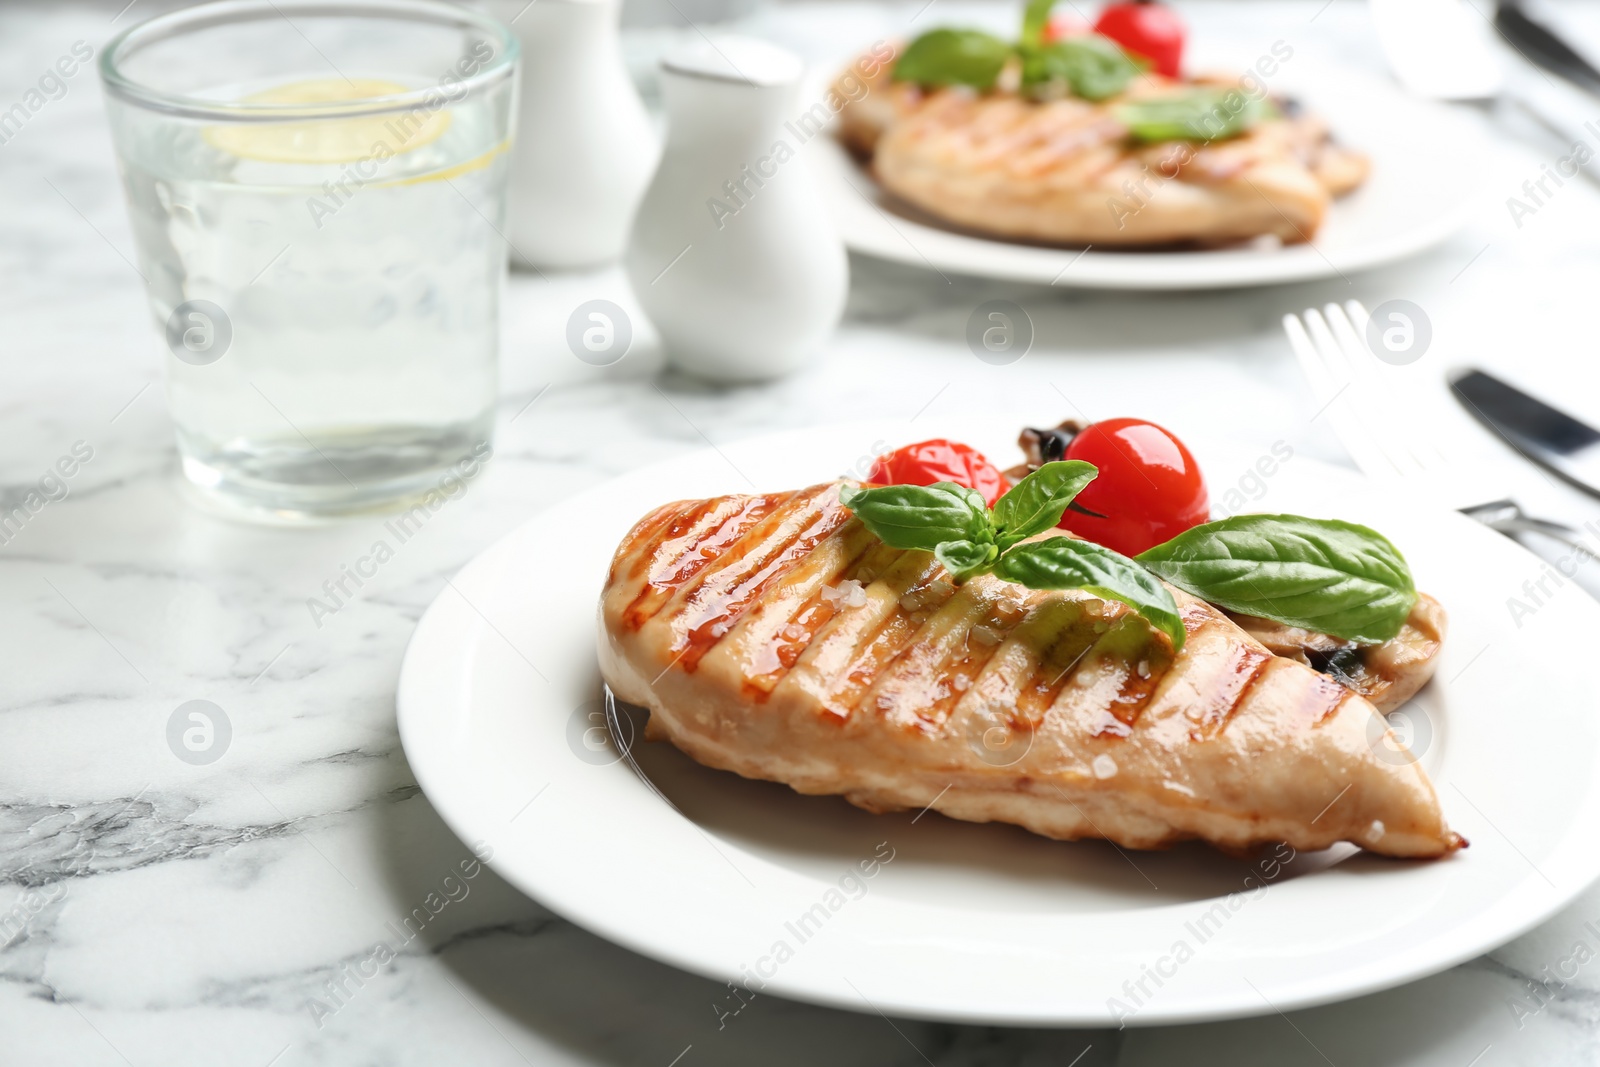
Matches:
[1057,418,1208,556]
[867,439,1010,506]
[1092,1,1185,78]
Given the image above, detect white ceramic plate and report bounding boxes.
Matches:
[397,418,1600,1026]
[808,59,1486,289]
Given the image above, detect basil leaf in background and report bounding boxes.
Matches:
[1021,36,1145,101]
[995,537,1185,651]
[1116,87,1265,142]
[1020,0,1057,50]
[934,539,998,582]
[838,481,992,552]
[1135,514,1417,643]
[990,460,1098,550]
[893,28,1013,90]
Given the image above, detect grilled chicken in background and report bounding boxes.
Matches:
[597,482,1462,859]
[836,48,1369,247]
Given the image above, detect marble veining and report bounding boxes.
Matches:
[8,0,1600,1064]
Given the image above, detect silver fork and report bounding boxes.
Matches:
[1283,300,1586,550]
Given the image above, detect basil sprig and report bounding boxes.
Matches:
[989,460,1097,550]
[995,537,1186,650]
[840,466,1421,652]
[1020,36,1147,100]
[1019,0,1055,50]
[892,0,1264,140]
[1135,515,1418,643]
[835,480,991,550]
[894,0,1143,101]
[840,461,1185,649]
[1117,88,1268,142]
[892,28,1013,90]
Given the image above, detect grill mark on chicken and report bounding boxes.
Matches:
[1183,641,1273,741]
[622,494,789,627]
[739,531,882,697]
[1100,619,1176,737]
[614,498,703,589]
[611,500,691,582]
[865,582,1035,732]
[859,576,998,731]
[820,553,955,719]
[788,547,945,719]
[1012,600,1098,726]
[668,486,857,671]
[743,589,837,695]
[641,487,826,633]
[1300,665,1353,726]
[919,590,1035,725]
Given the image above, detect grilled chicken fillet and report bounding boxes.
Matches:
[1227,595,1447,714]
[598,483,1462,858]
[837,50,1369,247]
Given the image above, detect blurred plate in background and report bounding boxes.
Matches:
[809,59,1486,289]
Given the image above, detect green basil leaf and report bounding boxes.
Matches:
[934,539,998,582]
[1116,87,1266,142]
[1020,0,1056,50]
[893,28,1013,90]
[1135,514,1417,643]
[839,481,991,552]
[945,482,991,518]
[994,536,1185,651]
[990,460,1098,550]
[1021,36,1145,101]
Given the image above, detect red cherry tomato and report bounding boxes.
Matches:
[867,439,1010,506]
[1093,1,1185,78]
[1058,418,1208,556]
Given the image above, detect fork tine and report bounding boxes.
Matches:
[1290,302,1515,509]
[1324,303,1413,465]
[1333,301,1457,478]
[1343,299,1371,335]
[1282,312,1338,398]
[1322,303,1366,379]
[1326,301,1436,478]
[1284,309,1397,481]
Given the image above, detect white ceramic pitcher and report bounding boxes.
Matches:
[625,36,848,382]
[490,0,657,269]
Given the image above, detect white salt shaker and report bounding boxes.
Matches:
[625,37,848,382]
[489,0,657,268]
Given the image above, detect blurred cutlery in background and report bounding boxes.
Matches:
[1450,367,1600,503]
[1494,0,1600,97]
[1369,0,1600,186]
[1283,301,1594,561]
[1370,0,1503,101]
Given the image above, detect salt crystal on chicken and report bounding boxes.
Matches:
[823,579,868,609]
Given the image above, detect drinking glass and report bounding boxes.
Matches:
[101,0,518,517]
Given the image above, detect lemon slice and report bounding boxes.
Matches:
[204,78,451,164]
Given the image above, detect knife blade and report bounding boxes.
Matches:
[1495,1,1600,97]
[1450,368,1600,501]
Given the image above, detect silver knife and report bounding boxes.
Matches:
[1450,368,1600,501]
[1495,1,1600,98]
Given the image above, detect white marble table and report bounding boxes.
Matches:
[6,1,1600,1063]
